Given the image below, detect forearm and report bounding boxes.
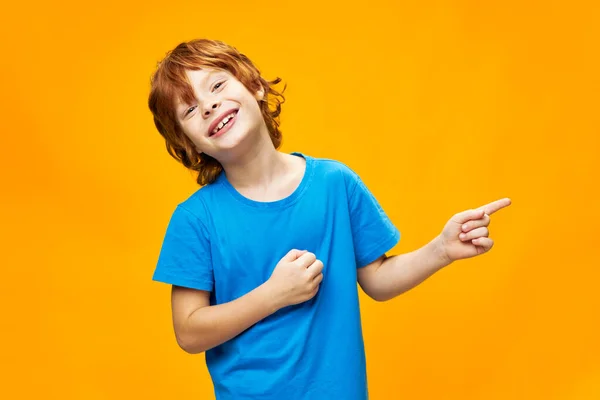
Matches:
[180,282,281,354]
[360,236,451,301]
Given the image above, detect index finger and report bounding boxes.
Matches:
[476,197,512,216]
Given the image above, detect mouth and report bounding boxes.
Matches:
[209,109,239,138]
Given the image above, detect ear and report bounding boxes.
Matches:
[254,86,265,101]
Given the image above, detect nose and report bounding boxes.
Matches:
[202,100,220,117]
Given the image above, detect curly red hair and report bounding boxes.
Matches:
[148,39,286,186]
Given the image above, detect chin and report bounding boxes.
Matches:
[211,131,252,160]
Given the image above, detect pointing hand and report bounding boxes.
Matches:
[437,198,512,263]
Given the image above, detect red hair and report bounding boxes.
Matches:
[148,39,286,186]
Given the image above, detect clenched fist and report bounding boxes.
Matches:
[266,249,324,308]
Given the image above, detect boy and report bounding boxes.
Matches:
[149,39,511,400]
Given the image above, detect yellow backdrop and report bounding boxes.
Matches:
[2,0,599,399]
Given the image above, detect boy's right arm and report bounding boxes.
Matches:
[171,249,323,354]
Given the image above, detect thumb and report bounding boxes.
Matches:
[284,249,307,261]
[454,208,485,224]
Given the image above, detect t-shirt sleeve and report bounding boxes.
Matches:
[152,205,214,291]
[347,169,401,268]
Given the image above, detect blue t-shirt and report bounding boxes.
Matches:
[153,152,400,400]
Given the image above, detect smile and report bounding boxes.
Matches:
[210,110,238,138]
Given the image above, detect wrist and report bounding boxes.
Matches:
[259,280,286,313]
[431,235,453,268]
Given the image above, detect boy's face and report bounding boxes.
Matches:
[174,68,265,162]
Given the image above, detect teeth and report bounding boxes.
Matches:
[212,112,237,135]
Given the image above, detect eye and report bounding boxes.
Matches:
[212,81,225,92]
[185,106,196,116]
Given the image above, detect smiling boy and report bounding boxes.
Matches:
[149,39,511,400]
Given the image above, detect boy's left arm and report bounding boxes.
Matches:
[358,198,511,302]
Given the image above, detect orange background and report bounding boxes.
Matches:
[2,1,599,399]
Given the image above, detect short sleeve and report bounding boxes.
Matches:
[347,170,401,268]
[152,205,214,291]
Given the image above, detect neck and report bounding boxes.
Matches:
[219,132,289,191]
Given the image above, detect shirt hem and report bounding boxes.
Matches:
[152,271,213,291]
